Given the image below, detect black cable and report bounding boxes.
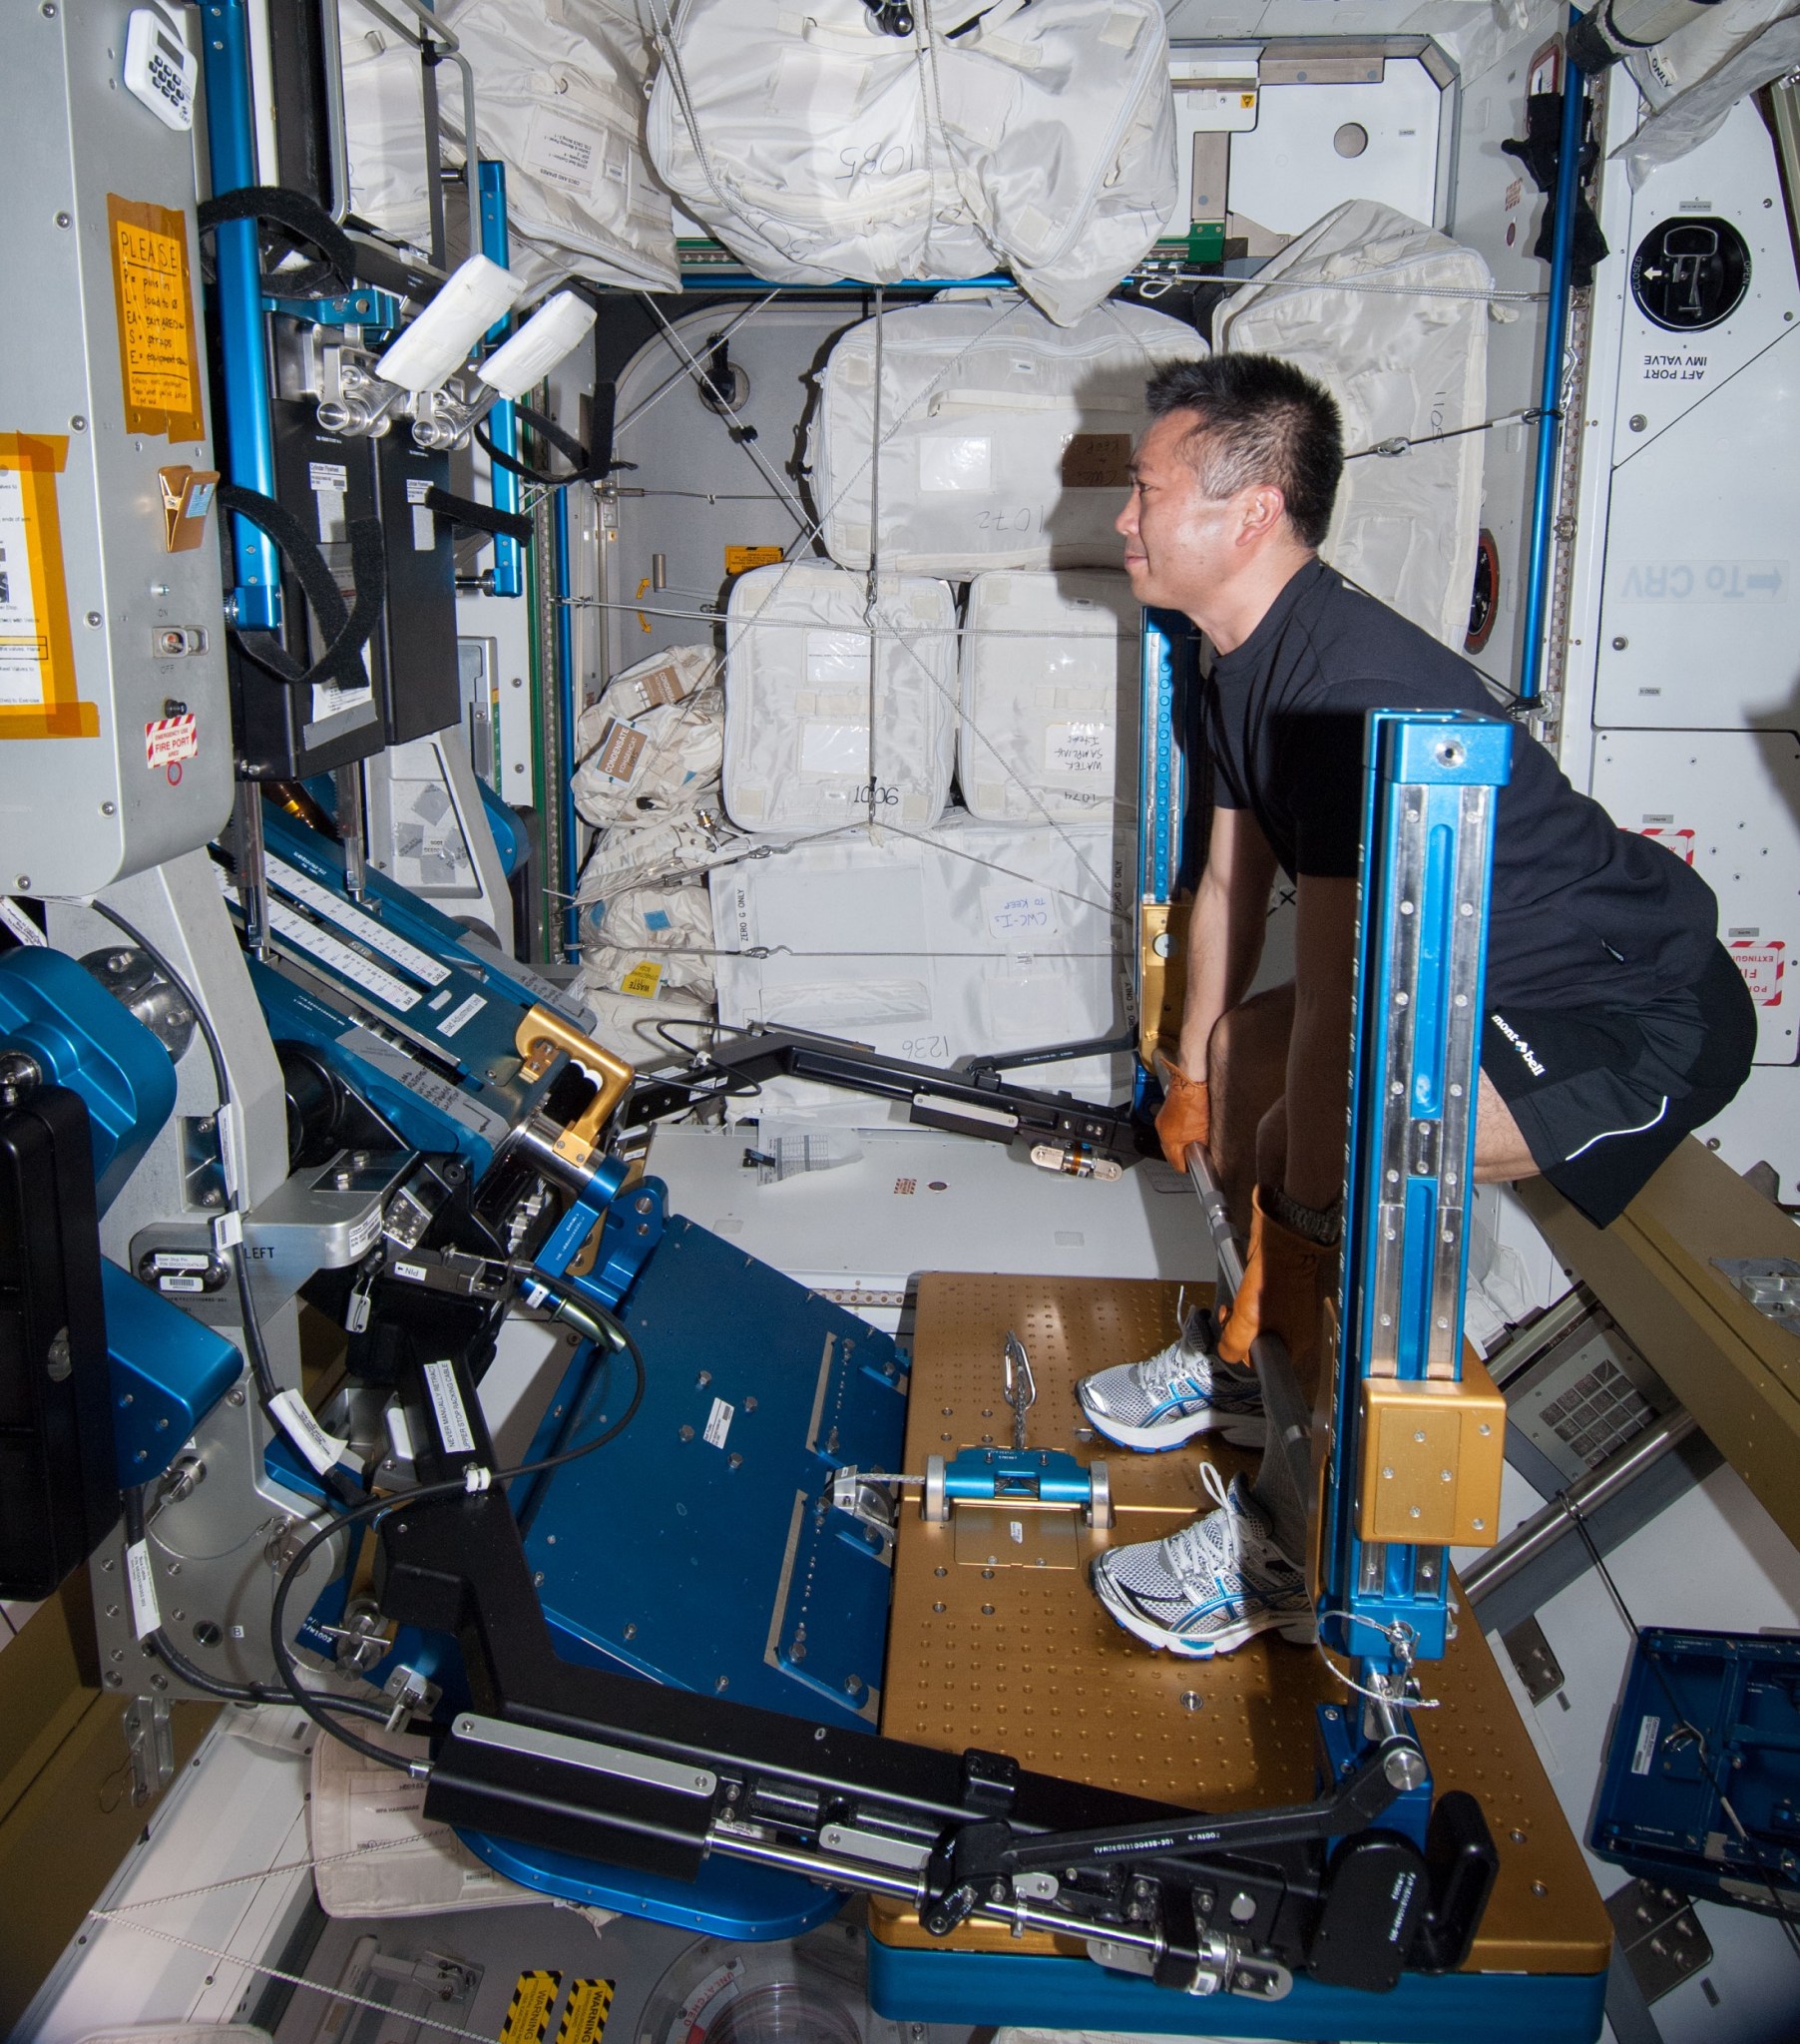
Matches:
[87,896,364,1511]
[122,1486,391,1723]
[1569,1512,1800,1958]
[267,1309,647,1775]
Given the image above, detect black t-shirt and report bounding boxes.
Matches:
[1205,558,1719,1010]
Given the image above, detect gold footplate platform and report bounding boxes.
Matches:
[871,1273,1610,1977]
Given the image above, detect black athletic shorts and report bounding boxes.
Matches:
[1481,940,1756,1229]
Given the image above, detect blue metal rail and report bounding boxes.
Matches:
[197,0,283,631]
[1326,711,1511,1683]
[553,488,581,960]
[1518,25,1588,704]
[477,160,525,599]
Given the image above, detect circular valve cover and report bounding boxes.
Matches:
[1630,216,1750,333]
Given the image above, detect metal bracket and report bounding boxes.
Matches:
[1711,1256,1800,1335]
[1604,1877,1712,2005]
[1501,1615,1567,1706]
[124,1695,175,1806]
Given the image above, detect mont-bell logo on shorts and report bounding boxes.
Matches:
[1492,1012,1546,1078]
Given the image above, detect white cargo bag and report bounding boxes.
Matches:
[934,0,1177,325]
[581,881,716,1000]
[336,0,434,256]
[572,681,723,828]
[437,0,677,293]
[809,295,1204,575]
[710,814,1132,1102]
[645,0,1176,325]
[568,979,715,1065]
[645,0,993,290]
[959,570,1138,824]
[603,642,719,717]
[578,814,752,897]
[721,563,957,835]
[1215,203,1490,650]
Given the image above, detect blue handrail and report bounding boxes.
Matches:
[1518,23,1588,704]
[197,0,283,631]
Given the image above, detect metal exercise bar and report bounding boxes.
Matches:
[1328,711,1511,1676]
[1184,1144,1315,1579]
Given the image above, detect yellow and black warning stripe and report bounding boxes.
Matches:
[555,1977,616,2044]
[499,1969,562,2044]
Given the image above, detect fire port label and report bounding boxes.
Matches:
[145,711,198,767]
[1730,938,1785,1007]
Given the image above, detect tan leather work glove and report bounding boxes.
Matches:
[1154,1060,1210,1174]
[1216,1186,1334,1365]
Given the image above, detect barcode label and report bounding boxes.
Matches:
[423,1359,477,1455]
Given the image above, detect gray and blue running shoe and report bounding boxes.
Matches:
[1076,1309,1265,1449]
[1092,1467,1314,1658]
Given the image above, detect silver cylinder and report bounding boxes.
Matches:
[1459,1410,1696,1607]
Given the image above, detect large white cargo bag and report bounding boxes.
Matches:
[936,0,1178,325]
[437,0,677,293]
[644,0,1176,325]
[958,570,1138,824]
[644,0,993,292]
[721,563,957,835]
[809,295,1204,575]
[709,814,1132,1102]
[1215,203,1491,651]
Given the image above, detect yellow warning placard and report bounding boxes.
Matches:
[556,1979,615,2044]
[499,1969,562,2044]
[725,544,783,576]
[107,194,205,441]
[620,960,663,999]
[0,434,95,740]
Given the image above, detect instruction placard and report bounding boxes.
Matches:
[0,434,93,738]
[725,544,783,576]
[107,194,204,440]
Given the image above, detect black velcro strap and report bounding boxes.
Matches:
[423,485,533,548]
[198,186,360,299]
[218,483,386,695]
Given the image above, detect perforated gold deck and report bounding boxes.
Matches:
[873,1273,1610,1976]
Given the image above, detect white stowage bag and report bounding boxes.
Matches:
[959,569,1138,824]
[645,0,991,290]
[1215,202,1491,651]
[578,812,751,895]
[436,0,677,293]
[809,295,1203,576]
[568,977,715,1065]
[1622,0,1800,182]
[600,641,719,718]
[645,0,1176,325]
[572,670,724,827]
[709,813,1133,1101]
[932,0,1177,326]
[721,563,957,835]
[580,880,716,1000]
[336,0,434,255]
